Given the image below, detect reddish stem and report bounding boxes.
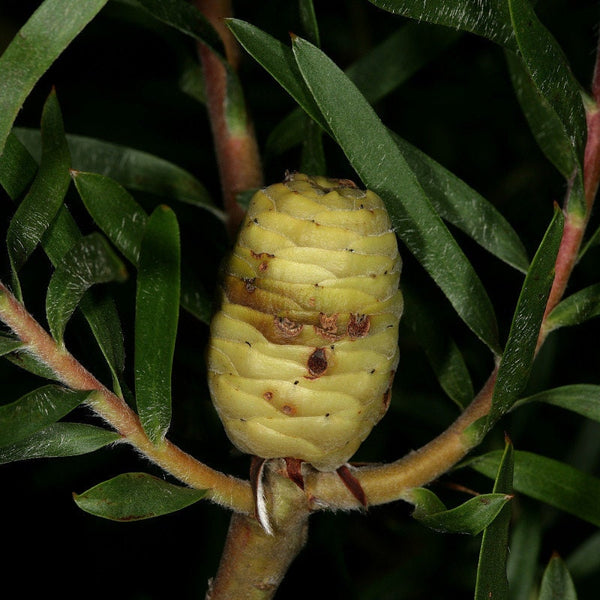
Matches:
[195,0,263,238]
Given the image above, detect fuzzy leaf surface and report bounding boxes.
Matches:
[513,385,600,423]
[544,283,600,332]
[46,233,128,344]
[469,450,600,527]
[367,0,516,49]
[6,90,70,297]
[73,472,206,521]
[0,386,91,447]
[135,206,180,444]
[406,488,511,535]
[0,0,108,154]
[490,207,564,423]
[475,440,514,600]
[0,422,120,464]
[14,128,223,219]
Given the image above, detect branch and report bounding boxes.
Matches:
[194,0,263,238]
[0,281,253,514]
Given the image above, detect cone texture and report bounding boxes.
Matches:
[207,173,402,471]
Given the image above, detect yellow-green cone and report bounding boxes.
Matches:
[207,173,403,471]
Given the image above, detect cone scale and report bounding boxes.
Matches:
[207,173,402,472]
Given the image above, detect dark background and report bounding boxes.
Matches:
[1,1,600,598]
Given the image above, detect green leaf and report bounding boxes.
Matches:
[292,36,500,352]
[73,171,212,324]
[507,0,586,216]
[14,128,224,220]
[73,171,148,265]
[469,450,600,528]
[507,508,542,600]
[345,21,460,105]
[131,0,224,57]
[368,0,516,49]
[4,350,62,382]
[227,19,327,132]
[566,530,600,580]
[300,120,326,176]
[6,90,71,299]
[73,472,206,521]
[0,422,120,464]
[489,207,564,424]
[0,0,108,155]
[406,488,511,536]
[392,133,530,273]
[0,132,38,198]
[2,142,127,390]
[402,283,473,408]
[299,0,320,47]
[513,385,600,424]
[0,385,91,447]
[544,283,600,332]
[135,206,181,444]
[0,334,24,356]
[475,439,514,600]
[46,233,128,345]
[232,21,526,274]
[264,22,459,158]
[539,555,578,600]
[78,290,126,394]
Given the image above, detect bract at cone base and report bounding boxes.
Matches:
[207,173,402,471]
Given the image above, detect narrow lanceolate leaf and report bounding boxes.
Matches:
[402,283,473,408]
[507,509,542,600]
[507,0,586,216]
[0,386,92,447]
[46,233,128,345]
[0,133,38,198]
[265,22,458,157]
[367,0,516,50]
[299,0,321,47]
[2,140,127,392]
[489,208,564,424]
[0,334,23,356]
[539,555,578,600]
[131,0,224,57]
[227,19,327,132]
[406,487,511,536]
[469,450,600,528]
[392,133,529,273]
[73,472,206,521]
[14,128,223,219]
[513,385,600,424]
[73,171,212,324]
[544,283,600,332]
[232,21,526,275]
[566,530,600,580]
[0,422,120,464]
[0,0,108,155]
[72,171,148,265]
[292,36,500,352]
[135,206,181,444]
[475,439,514,600]
[6,90,70,298]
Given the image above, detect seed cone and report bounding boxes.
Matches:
[207,173,402,471]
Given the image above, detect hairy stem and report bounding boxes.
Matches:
[208,462,309,600]
[195,0,263,238]
[0,282,253,513]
